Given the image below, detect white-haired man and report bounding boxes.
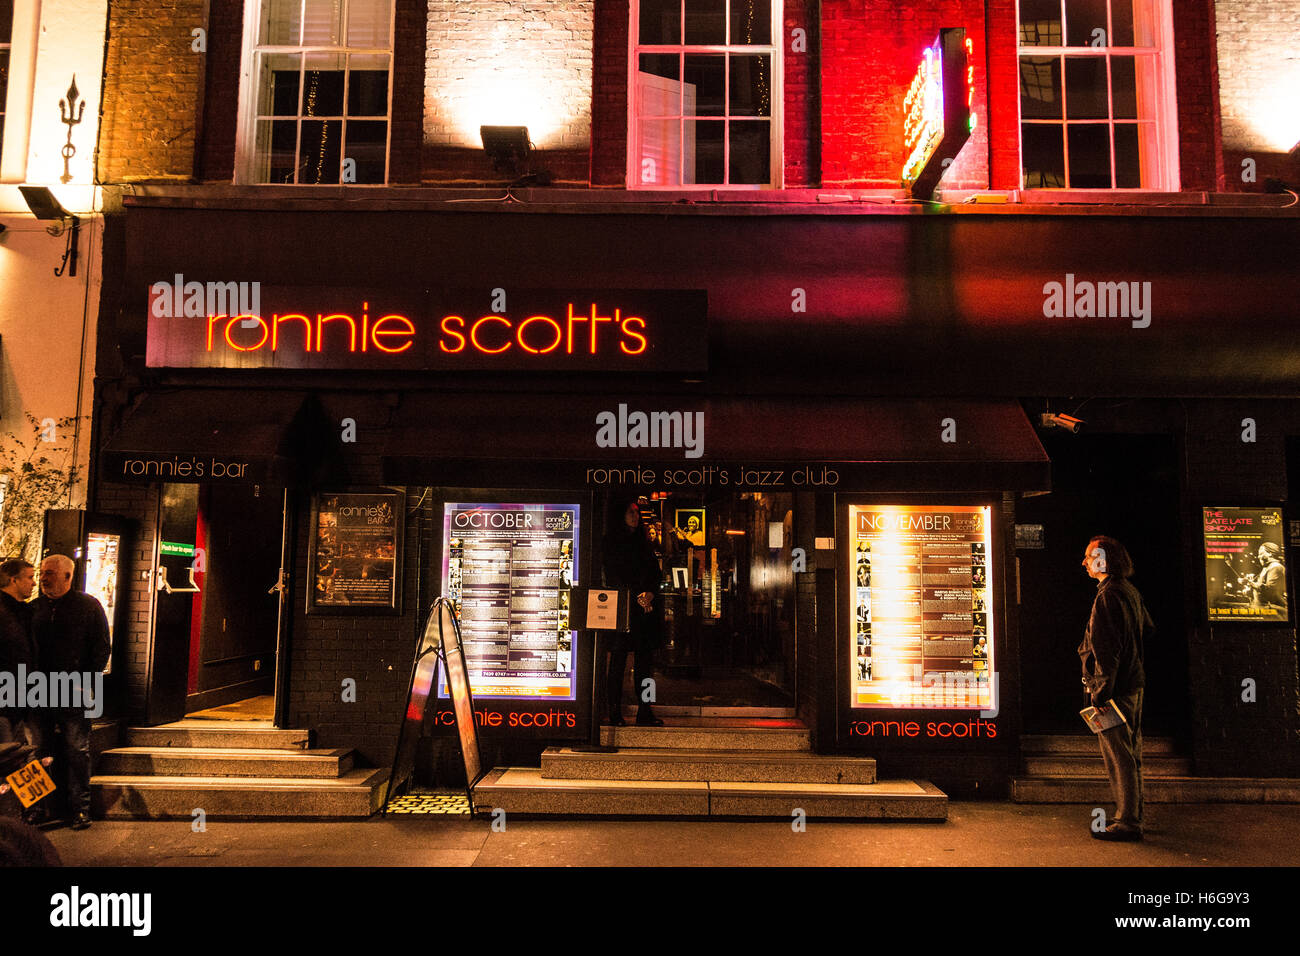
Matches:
[31,554,110,830]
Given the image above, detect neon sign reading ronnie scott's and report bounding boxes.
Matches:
[900,28,974,199]
[145,287,708,373]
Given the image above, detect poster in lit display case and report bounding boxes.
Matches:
[84,532,121,675]
[440,502,580,701]
[848,504,993,710]
[1202,506,1289,622]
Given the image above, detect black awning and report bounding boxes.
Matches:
[101,389,340,485]
[382,394,1050,493]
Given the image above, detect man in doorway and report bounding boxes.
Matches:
[0,559,36,744]
[31,554,111,830]
[1248,542,1286,611]
[1078,536,1154,842]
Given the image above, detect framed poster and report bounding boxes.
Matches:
[440,502,580,701]
[673,508,706,546]
[848,504,994,710]
[1202,506,1289,622]
[308,489,404,614]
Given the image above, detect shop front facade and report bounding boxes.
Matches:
[83,198,1300,795]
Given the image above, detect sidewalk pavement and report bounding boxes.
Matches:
[36,801,1300,866]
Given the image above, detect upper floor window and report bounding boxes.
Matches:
[630,0,781,188]
[241,0,393,184]
[0,0,12,166]
[1017,0,1178,189]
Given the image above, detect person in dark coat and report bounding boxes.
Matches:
[602,495,664,727]
[1078,535,1154,842]
[30,554,111,831]
[0,559,37,745]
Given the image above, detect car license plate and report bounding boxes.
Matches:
[5,759,56,808]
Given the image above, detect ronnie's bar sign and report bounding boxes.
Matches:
[145,284,708,372]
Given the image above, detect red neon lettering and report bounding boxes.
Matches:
[565,302,587,354]
[371,314,415,353]
[620,316,647,355]
[517,314,563,354]
[440,315,466,353]
[315,313,357,352]
[225,315,269,352]
[273,313,312,352]
[206,314,226,351]
[589,304,612,354]
[470,315,512,354]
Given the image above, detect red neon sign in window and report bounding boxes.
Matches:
[439,303,648,357]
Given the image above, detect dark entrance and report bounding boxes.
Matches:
[1015,433,1190,739]
[146,482,285,723]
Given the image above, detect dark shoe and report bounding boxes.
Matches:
[1092,823,1142,842]
[22,804,50,827]
[70,810,91,831]
[635,712,665,727]
[608,715,627,727]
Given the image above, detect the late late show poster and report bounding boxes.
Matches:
[849,504,993,710]
[1203,506,1290,622]
[441,503,580,700]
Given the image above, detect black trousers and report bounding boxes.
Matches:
[1098,687,1144,827]
[606,631,658,721]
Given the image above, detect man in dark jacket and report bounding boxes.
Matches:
[31,554,110,830]
[0,559,37,744]
[602,496,664,727]
[1079,535,1153,842]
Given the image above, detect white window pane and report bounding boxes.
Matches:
[302,0,342,45]
[638,118,681,185]
[257,52,301,116]
[255,118,299,183]
[303,52,345,116]
[347,0,390,47]
[260,0,302,45]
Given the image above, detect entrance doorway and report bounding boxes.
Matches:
[146,483,287,724]
[602,490,797,713]
[1015,433,1190,738]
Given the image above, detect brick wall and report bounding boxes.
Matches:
[820,0,992,190]
[782,0,819,186]
[1172,0,1223,191]
[590,0,628,185]
[99,0,206,181]
[1215,0,1300,191]
[423,0,594,184]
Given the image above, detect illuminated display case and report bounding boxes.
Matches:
[846,504,995,711]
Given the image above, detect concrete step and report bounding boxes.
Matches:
[542,747,875,783]
[92,768,388,819]
[472,768,947,820]
[98,746,354,779]
[1021,734,1179,756]
[1023,755,1193,776]
[90,720,120,761]
[124,720,310,751]
[1011,776,1300,804]
[599,725,810,751]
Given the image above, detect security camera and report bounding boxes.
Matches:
[1040,413,1084,433]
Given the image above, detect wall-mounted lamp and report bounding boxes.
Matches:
[19,186,80,277]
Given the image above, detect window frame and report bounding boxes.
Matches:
[0,0,37,183]
[626,0,784,190]
[1015,0,1180,192]
[235,0,396,186]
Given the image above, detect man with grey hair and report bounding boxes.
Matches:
[30,554,110,830]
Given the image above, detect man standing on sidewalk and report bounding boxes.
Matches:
[1079,536,1154,842]
[0,559,37,743]
[31,554,110,831]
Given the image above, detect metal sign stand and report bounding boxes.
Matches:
[569,587,631,755]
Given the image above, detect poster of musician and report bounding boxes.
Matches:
[1202,506,1289,622]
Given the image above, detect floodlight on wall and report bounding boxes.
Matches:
[20,186,80,277]
[480,125,532,176]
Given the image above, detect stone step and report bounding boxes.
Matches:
[1023,755,1193,777]
[98,747,354,779]
[599,725,810,751]
[90,720,121,761]
[1021,734,1179,756]
[542,747,876,783]
[1011,776,1300,804]
[124,720,310,751]
[472,768,947,820]
[92,768,388,819]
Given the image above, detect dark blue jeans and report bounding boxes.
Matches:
[29,713,92,817]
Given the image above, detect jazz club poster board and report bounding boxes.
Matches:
[849,504,994,710]
[309,490,403,613]
[1202,506,1289,622]
[440,503,580,701]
